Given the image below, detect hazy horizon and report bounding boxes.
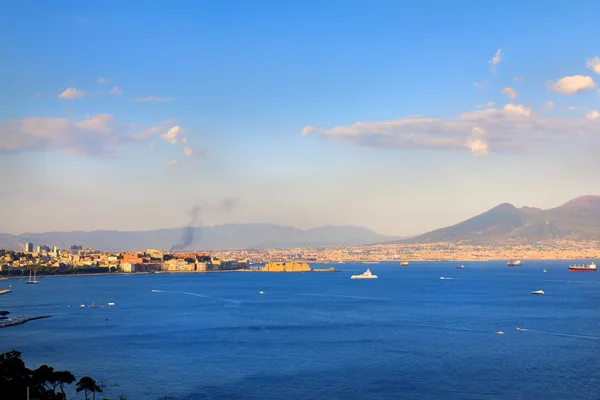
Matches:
[2,1,600,237]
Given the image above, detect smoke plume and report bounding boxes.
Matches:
[220,196,240,212]
[170,206,201,252]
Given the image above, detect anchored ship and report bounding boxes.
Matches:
[507,260,521,267]
[351,269,378,279]
[568,262,596,272]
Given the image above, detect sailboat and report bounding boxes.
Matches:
[25,270,39,285]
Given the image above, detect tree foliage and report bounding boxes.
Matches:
[0,350,99,400]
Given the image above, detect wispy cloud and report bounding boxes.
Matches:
[109,86,122,95]
[58,87,85,100]
[549,75,596,95]
[134,96,174,103]
[184,146,193,157]
[565,106,580,111]
[545,101,555,109]
[0,114,121,156]
[587,57,600,75]
[502,87,518,101]
[489,49,502,74]
[160,126,183,144]
[165,160,178,167]
[476,101,495,109]
[133,126,163,140]
[97,77,110,84]
[474,80,488,90]
[302,104,600,155]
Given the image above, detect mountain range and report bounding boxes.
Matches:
[0,224,401,252]
[2,196,598,251]
[397,195,600,244]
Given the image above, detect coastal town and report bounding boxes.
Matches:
[0,239,599,275]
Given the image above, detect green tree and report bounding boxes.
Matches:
[32,365,76,400]
[76,376,103,400]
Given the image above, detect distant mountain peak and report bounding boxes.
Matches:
[396,195,600,244]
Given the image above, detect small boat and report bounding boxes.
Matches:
[151,289,162,292]
[80,304,85,308]
[107,302,115,306]
[440,277,453,280]
[400,261,409,266]
[25,270,39,285]
[496,331,504,335]
[456,265,464,269]
[507,260,521,267]
[543,268,547,273]
[259,291,264,295]
[351,269,378,279]
[531,290,545,295]
[91,302,97,308]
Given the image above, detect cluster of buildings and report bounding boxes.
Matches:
[209,239,600,263]
[0,244,250,273]
[2,239,598,274]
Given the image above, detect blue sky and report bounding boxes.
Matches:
[1,0,599,236]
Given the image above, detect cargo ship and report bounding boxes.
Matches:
[568,262,596,272]
[507,260,521,267]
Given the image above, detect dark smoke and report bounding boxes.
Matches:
[220,196,240,212]
[170,206,201,252]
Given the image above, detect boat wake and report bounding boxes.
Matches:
[297,293,383,302]
[518,328,600,341]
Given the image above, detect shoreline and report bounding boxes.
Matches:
[0,315,51,329]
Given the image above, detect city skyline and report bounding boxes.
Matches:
[2,1,600,236]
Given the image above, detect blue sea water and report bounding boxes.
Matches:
[1,261,600,400]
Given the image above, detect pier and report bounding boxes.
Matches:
[0,315,51,329]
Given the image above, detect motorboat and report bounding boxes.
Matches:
[496,331,504,335]
[351,269,378,279]
[531,290,545,295]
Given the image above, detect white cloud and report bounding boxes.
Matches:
[181,137,187,144]
[545,101,554,109]
[566,106,580,111]
[467,139,489,156]
[160,126,183,144]
[586,110,599,120]
[134,96,174,102]
[549,75,596,95]
[165,160,178,167]
[503,103,531,117]
[490,49,502,74]
[109,86,122,95]
[502,87,519,101]
[586,57,600,75]
[58,87,84,99]
[301,103,600,155]
[184,146,193,157]
[97,77,110,84]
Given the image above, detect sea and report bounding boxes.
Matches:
[1,261,599,400]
